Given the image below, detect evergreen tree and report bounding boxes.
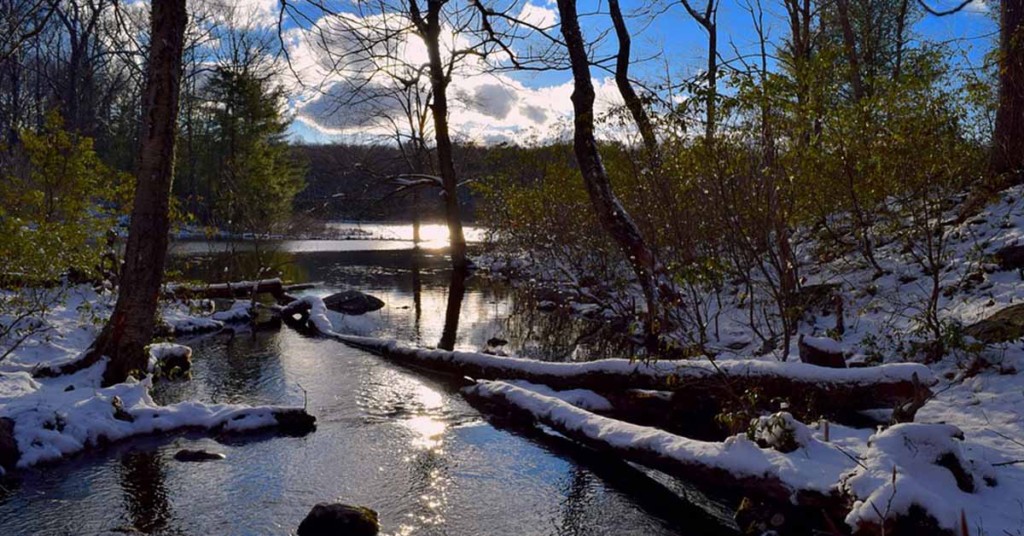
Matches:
[206,68,303,233]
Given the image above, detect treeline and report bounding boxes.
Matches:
[295,142,503,222]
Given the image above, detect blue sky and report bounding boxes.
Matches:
[272,0,999,144]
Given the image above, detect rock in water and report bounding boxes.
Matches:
[298,503,380,536]
[173,449,226,462]
[797,335,847,368]
[323,291,385,316]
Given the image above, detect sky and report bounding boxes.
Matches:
[228,0,999,145]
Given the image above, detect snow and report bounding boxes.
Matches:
[502,380,613,412]
[471,185,1024,533]
[330,333,934,387]
[466,379,861,497]
[294,294,335,334]
[802,335,845,354]
[0,287,305,470]
[211,300,252,322]
[1,360,301,467]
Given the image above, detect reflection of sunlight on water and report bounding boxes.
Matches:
[326,222,486,247]
[402,416,447,450]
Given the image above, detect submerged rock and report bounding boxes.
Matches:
[173,449,226,462]
[298,503,380,536]
[323,291,385,316]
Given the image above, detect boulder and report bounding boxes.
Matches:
[151,343,192,377]
[798,335,847,368]
[964,303,1024,343]
[0,417,20,472]
[173,449,226,462]
[298,503,380,536]
[323,291,385,316]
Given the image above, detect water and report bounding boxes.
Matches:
[0,224,737,535]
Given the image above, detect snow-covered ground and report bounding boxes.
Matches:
[0,287,303,474]
[471,186,1024,534]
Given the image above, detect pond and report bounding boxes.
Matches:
[0,223,738,535]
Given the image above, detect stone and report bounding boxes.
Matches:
[0,417,20,472]
[323,291,385,316]
[157,347,192,377]
[111,396,135,423]
[486,337,508,347]
[797,335,847,368]
[173,449,226,462]
[964,303,1024,343]
[298,503,380,536]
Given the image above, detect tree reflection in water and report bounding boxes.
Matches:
[118,449,173,534]
[438,265,467,351]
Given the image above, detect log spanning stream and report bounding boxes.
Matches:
[0,224,739,535]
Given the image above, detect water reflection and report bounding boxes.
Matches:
[438,265,467,351]
[118,449,173,534]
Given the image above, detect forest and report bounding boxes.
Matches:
[1,0,1024,534]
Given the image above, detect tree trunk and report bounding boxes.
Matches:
[417,0,467,269]
[835,0,865,101]
[608,0,659,162]
[92,0,187,386]
[557,0,665,350]
[992,0,1024,180]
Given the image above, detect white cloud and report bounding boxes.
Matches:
[516,3,559,28]
[282,6,637,145]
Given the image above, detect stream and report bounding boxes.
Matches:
[0,224,737,535]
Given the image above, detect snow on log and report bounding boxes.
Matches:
[330,334,934,418]
[463,380,846,513]
[1,369,315,470]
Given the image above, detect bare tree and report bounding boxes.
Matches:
[678,0,719,141]
[556,0,668,351]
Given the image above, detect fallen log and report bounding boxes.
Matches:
[330,335,934,422]
[464,380,849,532]
[165,278,287,301]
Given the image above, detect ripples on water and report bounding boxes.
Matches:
[0,224,737,535]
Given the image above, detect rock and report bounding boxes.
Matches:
[0,417,20,472]
[298,503,380,536]
[154,344,192,377]
[964,303,1024,343]
[993,244,1024,271]
[111,396,135,423]
[173,449,226,462]
[797,335,847,368]
[323,291,385,316]
[64,385,75,392]
[486,337,508,347]
[274,409,317,436]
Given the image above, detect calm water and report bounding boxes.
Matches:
[0,224,737,535]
